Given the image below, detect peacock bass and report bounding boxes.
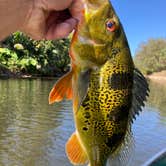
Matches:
[49,0,149,166]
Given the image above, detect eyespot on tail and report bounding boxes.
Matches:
[49,70,73,104]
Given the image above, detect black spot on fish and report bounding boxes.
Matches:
[84,112,91,119]
[83,127,88,131]
[109,72,133,90]
[110,47,121,59]
[82,102,89,108]
[107,105,130,122]
[85,107,90,111]
[105,133,124,148]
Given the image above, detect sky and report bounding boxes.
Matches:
[111,0,166,56]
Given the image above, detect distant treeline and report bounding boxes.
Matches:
[0,32,70,77]
[134,38,166,75]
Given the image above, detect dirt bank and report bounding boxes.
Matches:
[146,70,166,83]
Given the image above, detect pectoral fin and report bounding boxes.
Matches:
[66,132,88,165]
[49,70,73,104]
[77,69,91,109]
[130,68,150,123]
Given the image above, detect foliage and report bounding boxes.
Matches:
[0,31,70,76]
[134,38,166,75]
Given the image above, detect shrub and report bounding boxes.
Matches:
[134,38,166,75]
[0,32,70,76]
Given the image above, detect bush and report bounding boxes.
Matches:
[0,48,18,72]
[134,38,166,75]
[0,31,70,76]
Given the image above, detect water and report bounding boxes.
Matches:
[0,79,165,166]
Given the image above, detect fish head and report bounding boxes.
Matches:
[83,0,120,44]
[71,0,133,66]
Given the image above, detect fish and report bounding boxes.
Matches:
[49,0,149,166]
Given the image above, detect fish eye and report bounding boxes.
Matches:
[106,20,116,32]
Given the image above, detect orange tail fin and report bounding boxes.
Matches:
[66,132,88,165]
[49,70,73,104]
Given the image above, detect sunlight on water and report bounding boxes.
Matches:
[0,79,165,166]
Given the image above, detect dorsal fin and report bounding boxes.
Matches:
[66,132,88,165]
[129,68,150,123]
[49,70,73,104]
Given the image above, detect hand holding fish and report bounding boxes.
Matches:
[0,0,83,40]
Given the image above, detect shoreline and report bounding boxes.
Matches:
[0,74,59,80]
[146,75,166,84]
[1,71,166,83]
[146,70,166,83]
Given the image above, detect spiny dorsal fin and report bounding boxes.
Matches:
[130,68,150,123]
[66,132,88,165]
[49,70,73,104]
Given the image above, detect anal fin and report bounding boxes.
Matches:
[66,132,88,165]
[49,70,73,104]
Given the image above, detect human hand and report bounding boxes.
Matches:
[21,0,84,40]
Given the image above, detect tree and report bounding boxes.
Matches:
[134,38,166,75]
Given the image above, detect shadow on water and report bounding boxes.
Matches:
[0,79,165,166]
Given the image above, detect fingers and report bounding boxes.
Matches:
[24,0,83,40]
[70,0,84,21]
[45,0,84,40]
[46,18,77,40]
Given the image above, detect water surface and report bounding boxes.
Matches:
[0,79,165,166]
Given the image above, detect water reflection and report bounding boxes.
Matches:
[131,80,166,166]
[147,80,166,124]
[0,79,73,166]
[0,79,165,166]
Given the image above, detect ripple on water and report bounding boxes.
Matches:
[0,79,166,166]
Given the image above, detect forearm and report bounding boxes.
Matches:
[0,0,33,40]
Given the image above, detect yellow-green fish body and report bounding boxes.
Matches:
[75,64,133,166]
[49,0,149,166]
